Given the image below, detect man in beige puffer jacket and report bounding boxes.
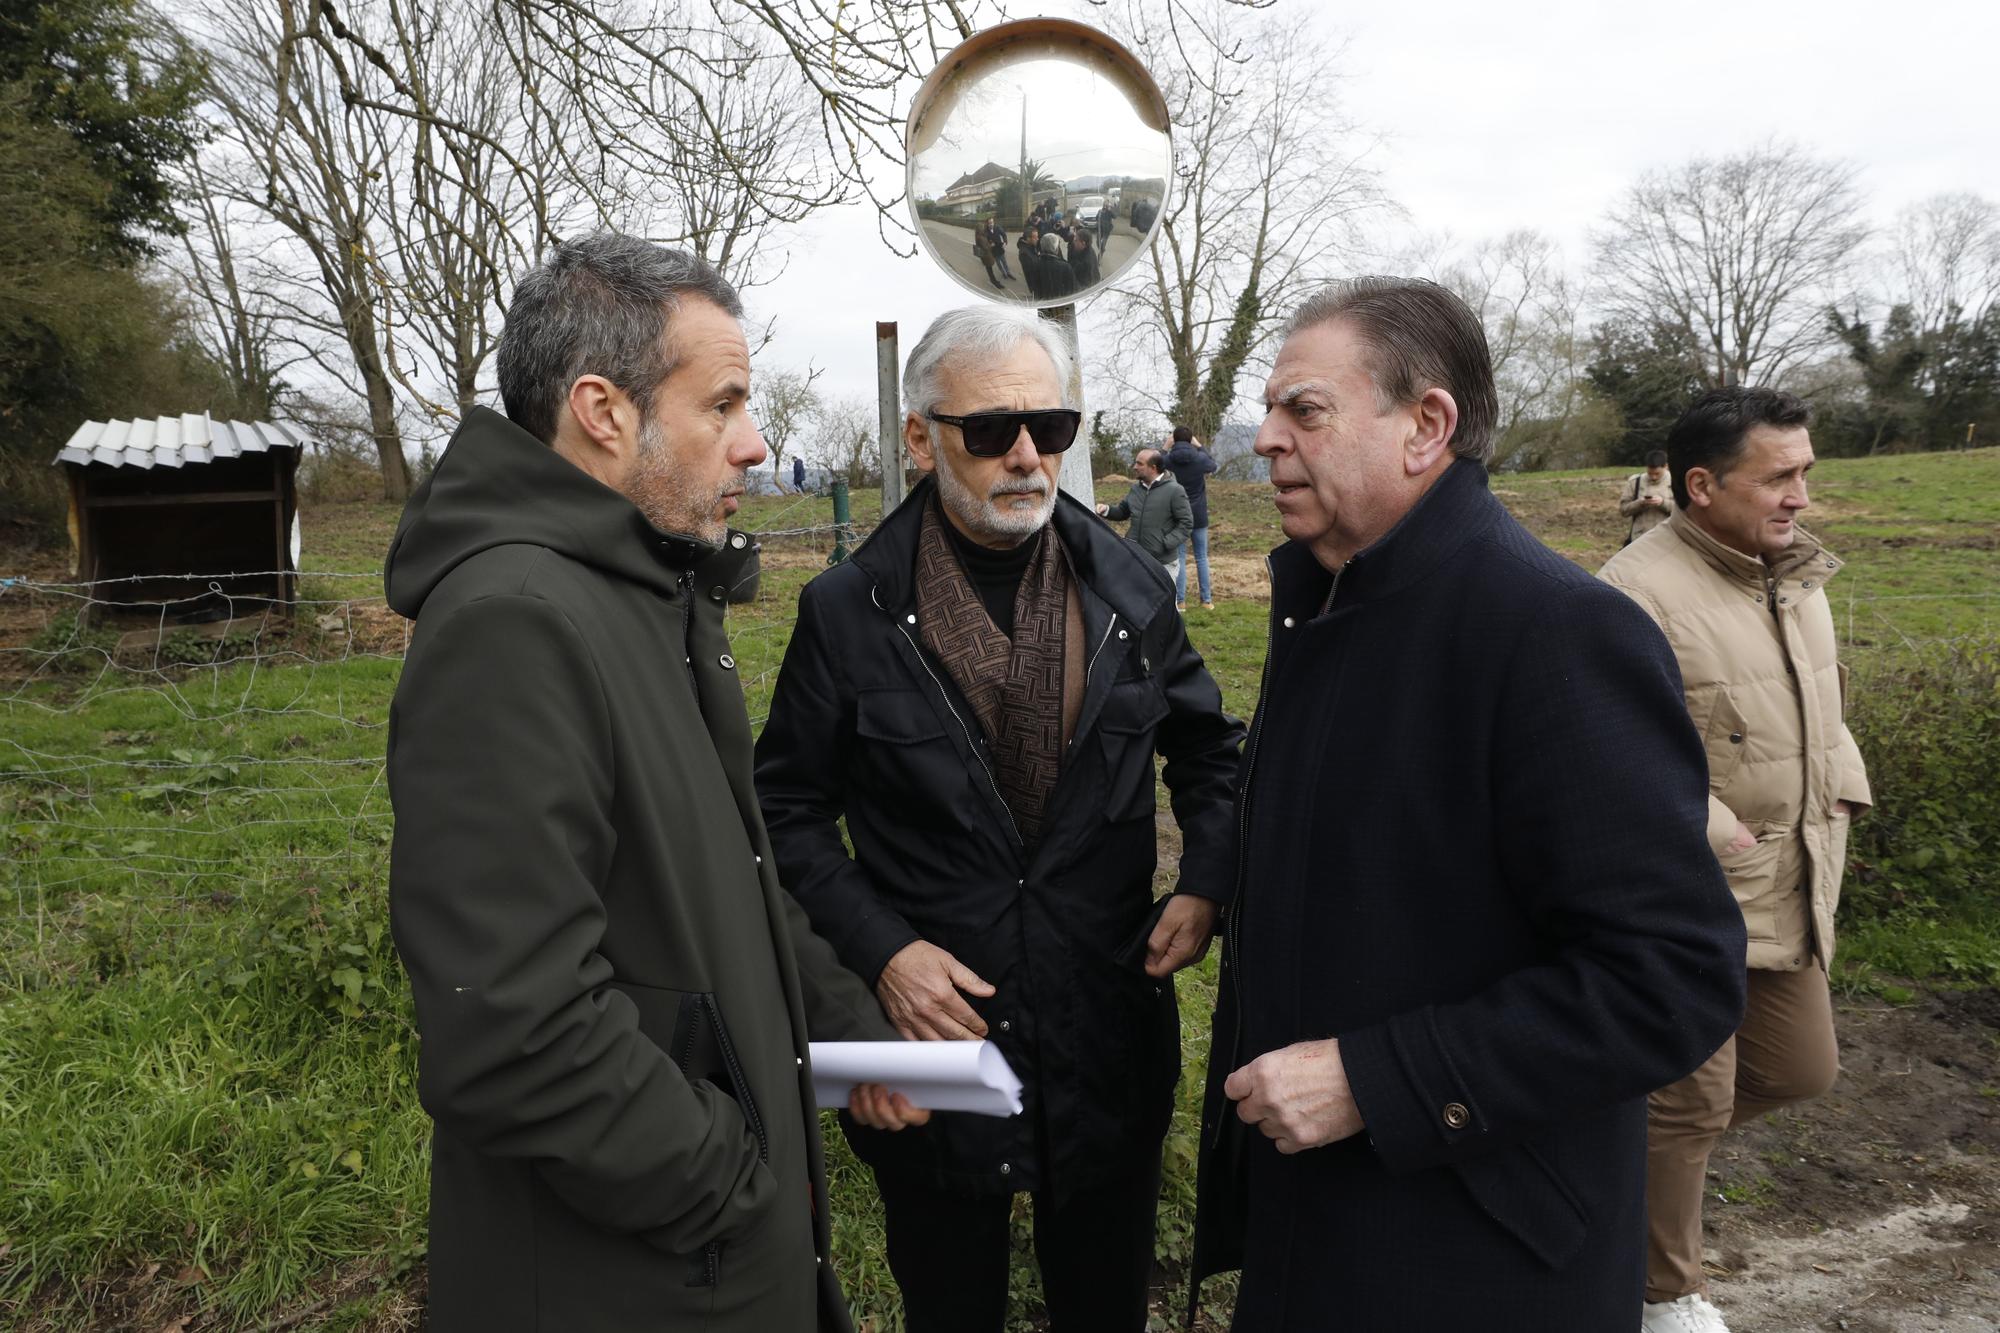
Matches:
[1600,386,1872,1333]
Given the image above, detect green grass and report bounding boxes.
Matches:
[3,446,1997,1328]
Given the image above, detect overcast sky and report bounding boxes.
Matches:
[741,0,2000,432]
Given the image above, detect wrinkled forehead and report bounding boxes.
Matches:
[1266,320,1368,403]
[936,341,1064,411]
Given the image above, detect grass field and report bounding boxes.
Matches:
[2,449,1995,1329]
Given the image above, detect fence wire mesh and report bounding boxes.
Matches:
[2,507,1992,983]
[0,518,875,986]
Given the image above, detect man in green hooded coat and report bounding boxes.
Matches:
[386,233,924,1332]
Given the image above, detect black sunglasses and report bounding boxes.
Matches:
[927,409,1082,458]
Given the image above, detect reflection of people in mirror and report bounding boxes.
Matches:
[971,224,1003,291]
[988,220,1014,281]
[1068,226,1100,288]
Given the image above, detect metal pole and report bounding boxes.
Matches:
[829,479,852,565]
[1038,303,1094,508]
[877,322,905,514]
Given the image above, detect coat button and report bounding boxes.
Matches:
[1729,732,1743,744]
[1803,580,1815,589]
[1117,628,1129,640]
[999,1162,1012,1175]
[710,586,726,601]
[1443,1102,1471,1130]
[719,654,736,669]
[906,614,917,625]
[997,1019,1011,1032]
[730,532,747,549]
[1282,617,1295,628]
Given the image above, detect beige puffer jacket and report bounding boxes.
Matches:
[1599,511,1872,970]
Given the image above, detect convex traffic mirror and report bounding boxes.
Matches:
[906,18,1172,308]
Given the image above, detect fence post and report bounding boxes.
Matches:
[877,322,905,515]
[829,480,852,565]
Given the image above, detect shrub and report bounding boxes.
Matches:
[1840,638,2000,923]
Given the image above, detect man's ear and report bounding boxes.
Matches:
[1684,466,1719,509]
[1405,386,1460,477]
[565,374,638,464]
[905,413,938,473]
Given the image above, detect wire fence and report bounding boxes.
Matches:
[2,514,1994,981]
[0,517,874,982]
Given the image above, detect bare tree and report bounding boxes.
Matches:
[1891,193,2000,331]
[170,151,297,418]
[1425,229,1608,468]
[298,0,1002,255]
[1099,0,1386,441]
[196,0,415,499]
[751,366,823,489]
[1593,141,1869,390]
[808,395,880,490]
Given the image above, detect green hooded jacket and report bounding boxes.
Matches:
[385,407,895,1332]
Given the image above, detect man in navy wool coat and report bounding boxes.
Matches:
[1189,277,1747,1331]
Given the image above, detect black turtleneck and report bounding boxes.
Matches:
[943,517,1039,637]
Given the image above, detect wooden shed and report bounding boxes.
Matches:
[55,414,309,627]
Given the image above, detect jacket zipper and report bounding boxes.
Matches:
[678,571,699,699]
[676,992,761,1291]
[703,995,770,1164]
[891,609,1025,848]
[1084,612,1121,683]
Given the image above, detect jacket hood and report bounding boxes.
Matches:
[385,406,720,616]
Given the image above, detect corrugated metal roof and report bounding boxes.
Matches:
[54,414,311,471]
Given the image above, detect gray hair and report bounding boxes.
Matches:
[902,306,1076,438]
[1285,277,1499,465]
[496,232,743,445]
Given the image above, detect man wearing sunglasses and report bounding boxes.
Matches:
[756,306,1244,1333]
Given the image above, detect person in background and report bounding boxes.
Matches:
[989,219,1014,281]
[1067,224,1100,289]
[1600,387,1871,1333]
[792,452,807,495]
[1097,447,1194,589]
[971,224,1003,291]
[1018,227,1046,300]
[1621,448,1676,544]
[1165,424,1218,610]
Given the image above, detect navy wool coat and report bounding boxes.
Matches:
[1192,459,1747,1331]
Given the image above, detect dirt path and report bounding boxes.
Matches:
[1698,989,2000,1331]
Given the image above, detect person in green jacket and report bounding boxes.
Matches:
[1096,448,1195,586]
[385,233,925,1333]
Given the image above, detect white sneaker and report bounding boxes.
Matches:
[1641,1293,1731,1333]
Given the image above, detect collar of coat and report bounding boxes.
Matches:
[851,473,1169,629]
[1266,456,1501,619]
[1665,507,1842,594]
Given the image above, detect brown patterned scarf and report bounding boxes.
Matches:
[916,496,1084,845]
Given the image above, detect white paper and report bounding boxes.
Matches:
[809,1040,1023,1117]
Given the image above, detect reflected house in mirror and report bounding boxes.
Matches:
[906,19,1172,308]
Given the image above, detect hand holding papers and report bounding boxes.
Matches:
[810,1040,1024,1117]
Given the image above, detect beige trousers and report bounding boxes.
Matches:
[1645,962,1840,1301]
